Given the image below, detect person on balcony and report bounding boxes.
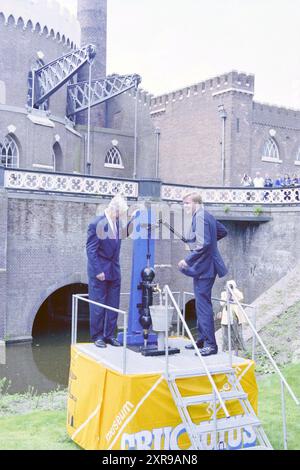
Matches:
[283,174,292,187]
[291,174,300,186]
[264,174,273,188]
[241,174,253,187]
[253,172,265,188]
[274,174,284,188]
[178,192,228,357]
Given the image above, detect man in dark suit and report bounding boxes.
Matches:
[86,194,130,348]
[178,192,228,356]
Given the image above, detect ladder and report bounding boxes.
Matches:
[167,365,273,450]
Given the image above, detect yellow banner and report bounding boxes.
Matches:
[67,345,258,450]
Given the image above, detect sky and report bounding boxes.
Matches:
[60,0,300,109]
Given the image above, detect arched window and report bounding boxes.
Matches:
[52,142,63,172]
[104,147,124,169]
[0,135,19,168]
[262,138,280,162]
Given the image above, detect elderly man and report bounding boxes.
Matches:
[86,194,129,348]
[178,192,228,356]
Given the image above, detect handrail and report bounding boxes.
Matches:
[227,283,299,450]
[183,291,255,309]
[184,286,299,404]
[164,285,230,419]
[226,284,299,406]
[183,290,257,360]
[71,294,128,374]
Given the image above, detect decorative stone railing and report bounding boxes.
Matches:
[2,168,300,205]
[3,169,139,199]
[161,184,300,204]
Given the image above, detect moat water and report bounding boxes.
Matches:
[0,321,90,394]
[0,296,197,395]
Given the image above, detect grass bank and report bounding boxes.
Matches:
[257,363,300,450]
[0,411,78,450]
[0,363,299,450]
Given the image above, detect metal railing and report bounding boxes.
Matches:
[2,166,300,206]
[71,291,181,376]
[162,183,300,205]
[182,291,257,361]
[71,284,300,449]
[226,283,299,450]
[181,286,299,450]
[71,293,129,375]
[163,285,230,419]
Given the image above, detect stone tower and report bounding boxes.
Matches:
[77,0,107,126]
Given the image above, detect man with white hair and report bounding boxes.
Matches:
[86,194,129,348]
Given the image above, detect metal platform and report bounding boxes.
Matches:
[74,337,250,376]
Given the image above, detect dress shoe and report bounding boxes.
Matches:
[198,346,218,357]
[105,337,121,347]
[185,340,204,350]
[94,338,107,348]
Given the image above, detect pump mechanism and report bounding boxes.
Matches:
[137,266,157,349]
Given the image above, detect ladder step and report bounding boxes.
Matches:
[168,366,235,379]
[194,415,261,434]
[182,390,248,406]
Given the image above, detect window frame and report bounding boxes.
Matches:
[104,147,124,169]
[261,137,282,163]
[0,134,20,168]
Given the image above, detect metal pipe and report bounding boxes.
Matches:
[226,283,233,368]
[86,62,92,175]
[133,85,138,179]
[164,285,230,418]
[228,285,300,405]
[213,389,218,450]
[184,291,255,310]
[176,292,181,337]
[74,294,127,315]
[155,128,161,178]
[74,296,79,344]
[281,380,288,450]
[165,292,169,379]
[32,70,35,109]
[221,116,226,186]
[71,295,75,345]
[123,311,128,375]
[252,306,257,361]
[182,291,186,337]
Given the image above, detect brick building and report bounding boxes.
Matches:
[151,72,300,187]
[1,0,300,186]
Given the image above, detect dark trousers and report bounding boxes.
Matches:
[88,277,121,342]
[193,276,217,349]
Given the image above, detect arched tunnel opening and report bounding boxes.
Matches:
[184,298,221,338]
[184,299,197,331]
[31,283,90,388]
[32,283,89,338]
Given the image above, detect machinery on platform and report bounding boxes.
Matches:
[118,206,181,356]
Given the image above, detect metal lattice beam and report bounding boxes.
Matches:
[66,74,141,117]
[33,45,96,108]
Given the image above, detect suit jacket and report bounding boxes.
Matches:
[181,209,228,279]
[86,214,122,281]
